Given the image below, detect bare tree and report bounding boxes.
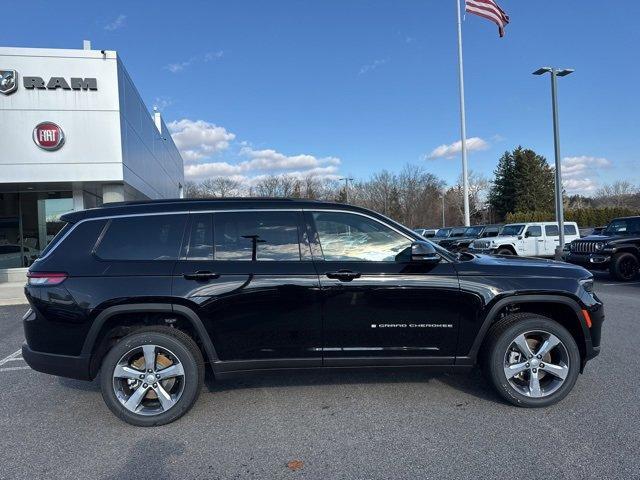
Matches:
[200,177,242,197]
[595,181,638,207]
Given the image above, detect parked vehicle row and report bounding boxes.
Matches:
[416,215,640,281]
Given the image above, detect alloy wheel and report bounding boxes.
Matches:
[503,330,570,398]
[112,344,186,416]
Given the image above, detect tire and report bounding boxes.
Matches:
[100,326,204,426]
[496,248,514,256]
[481,313,580,408]
[609,252,639,282]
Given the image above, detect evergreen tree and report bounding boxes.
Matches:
[488,146,555,219]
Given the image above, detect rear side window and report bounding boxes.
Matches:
[213,211,301,261]
[39,222,72,258]
[95,214,187,261]
[545,225,559,236]
[185,214,213,260]
[564,225,577,235]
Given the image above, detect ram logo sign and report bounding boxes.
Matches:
[0,70,18,95]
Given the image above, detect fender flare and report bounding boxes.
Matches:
[81,303,219,365]
[464,294,589,361]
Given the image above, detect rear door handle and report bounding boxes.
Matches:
[325,270,361,282]
[183,270,220,281]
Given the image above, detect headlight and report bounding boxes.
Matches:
[595,242,605,251]
[580,278,594,294]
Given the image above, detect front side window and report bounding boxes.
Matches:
[312,211,411,262]
[501,224,525,236]
[214,211,301,261]
[464,226,483,237]
[526,226,542,237]
[96,214,187,261]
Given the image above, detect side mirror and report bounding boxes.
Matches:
[411,241,441,264]
[524,231,531,238]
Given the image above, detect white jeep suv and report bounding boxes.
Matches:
[468,222,580,257]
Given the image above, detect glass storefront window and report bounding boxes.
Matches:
[0,191,72,268]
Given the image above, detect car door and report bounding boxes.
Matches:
[305,209,462,366]
[522,225,543,256]
[544,224,560,256]
[172,210,322,368]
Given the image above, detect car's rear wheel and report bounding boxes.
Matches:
[100,326,204,426]
[482,313,580,407]
[610,252,639,282]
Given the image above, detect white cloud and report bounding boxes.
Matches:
[170,119,342,182]
[165,51,224,73]
[167,119,236,162]
[153,96,173,112]
[359,58,389,75]
[562,156,611,178]
[427,137,489,159]
[563,178,599,194]
[104,14,126,31]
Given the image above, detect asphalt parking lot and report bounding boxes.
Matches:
[0,274,638,480]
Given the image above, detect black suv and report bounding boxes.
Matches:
[22,199,603,426]
[566,216,640,281]
[437,224,502,253]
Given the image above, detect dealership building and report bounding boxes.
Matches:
[0,43,184,277]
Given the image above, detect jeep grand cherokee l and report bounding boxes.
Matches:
[22,199,603,426]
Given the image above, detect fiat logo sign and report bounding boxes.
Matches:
[33,122,65,151]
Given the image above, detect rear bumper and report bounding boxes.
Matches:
[22,343,92,381]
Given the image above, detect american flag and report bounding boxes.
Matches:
[465,0,510,37]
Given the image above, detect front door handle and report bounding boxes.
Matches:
[183,270,220,281]
[325,270,361,282]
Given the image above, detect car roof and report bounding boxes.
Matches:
[60,198,384,223]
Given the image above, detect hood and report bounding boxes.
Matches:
[578,234,639,243]
[458,253,589,279]
[472,235,518,246]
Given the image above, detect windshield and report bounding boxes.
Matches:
[603,218,640,235]
[500,224,525,236]
[450,228,467,238]
[435,228,451,238]
[463,226,483,237]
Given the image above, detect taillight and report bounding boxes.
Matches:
[27,272,68,286]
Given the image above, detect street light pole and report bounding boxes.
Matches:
[441,192,446,228]
[533,66,574,260]
[340,177,353,204]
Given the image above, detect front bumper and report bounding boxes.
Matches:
[468,247,497,255]
[565,252,611,269]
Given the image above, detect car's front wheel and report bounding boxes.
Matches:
[100,326,204,426]
[482,313,580,407]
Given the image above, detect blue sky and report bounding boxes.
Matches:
[3,0,639,194]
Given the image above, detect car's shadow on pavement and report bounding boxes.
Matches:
[56,364,503,405]
[204,366,502,404]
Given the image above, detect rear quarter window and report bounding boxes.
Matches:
[95,214,187,261]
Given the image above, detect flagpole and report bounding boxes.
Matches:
[456,0,471,226]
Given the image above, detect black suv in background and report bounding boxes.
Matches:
[566,216,640,281]
[437,224,502,253]
[22,199,603,426]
